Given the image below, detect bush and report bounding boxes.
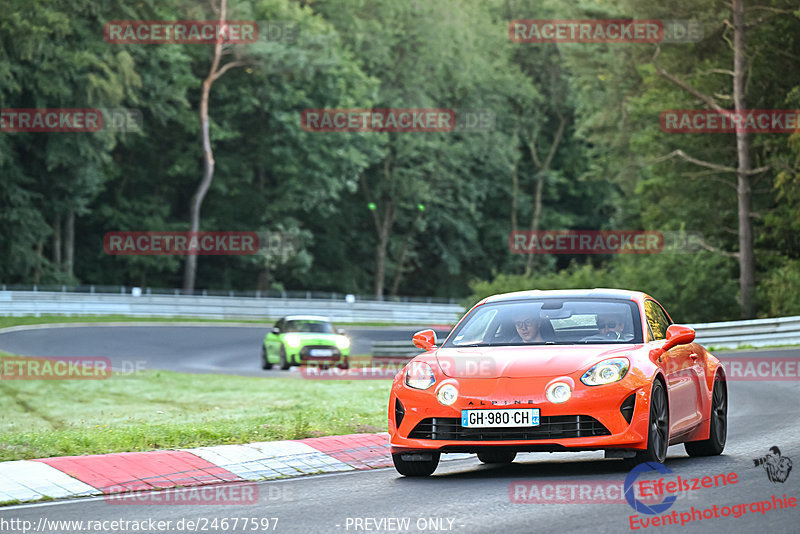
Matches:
[760,259,800,317]
[465,252,740,323]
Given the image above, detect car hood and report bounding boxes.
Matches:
[283,332,342,344]
[435,344,638,379]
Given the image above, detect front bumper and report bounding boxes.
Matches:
[389,374,652,454]
[288,345,349,365]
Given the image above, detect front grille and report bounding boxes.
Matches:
[407,415,610,441]
[299,345,340,360]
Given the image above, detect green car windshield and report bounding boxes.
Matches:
[284,320,333,333]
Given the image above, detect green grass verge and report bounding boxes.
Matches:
[0,315,438,329]
[0,354,391,462]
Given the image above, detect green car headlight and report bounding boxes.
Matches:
[335,336,351,350]
[285,334,302,348]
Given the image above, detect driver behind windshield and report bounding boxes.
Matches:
[512,310,545,343]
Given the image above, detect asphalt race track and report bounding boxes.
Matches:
[1,378,798,533]
[0,324,451,377]
[0,326,798,533]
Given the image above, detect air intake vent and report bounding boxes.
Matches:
[620,393,636,424]
[395,397,405,427]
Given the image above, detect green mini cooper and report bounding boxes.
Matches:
[261,315,350,370]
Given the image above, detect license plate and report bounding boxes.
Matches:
[461,408,540,428]
[309,349,334,357]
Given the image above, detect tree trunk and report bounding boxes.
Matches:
[361,161,396,300]
[256,165,265,194]
[183,74,215,294]
[52,214,62,268]
[374,199,394,299]
[390,210,422,296]
[33,240,44,283]
[733,0,755,318]
[257,268,271,291]
[375,227,388,299]
[510,117,521,234]
[525,114,565,272]
[182,0,243,294]
[64,209,74,278]
[652,1,758,318]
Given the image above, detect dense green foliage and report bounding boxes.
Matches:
[1,0,799,321]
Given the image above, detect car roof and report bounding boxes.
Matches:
[482,288,645,304]
[283,315,331,322]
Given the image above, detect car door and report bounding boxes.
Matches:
[267,318,284,356]
[645,300,699,435]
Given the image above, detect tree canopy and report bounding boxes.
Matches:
[1,0,799,322]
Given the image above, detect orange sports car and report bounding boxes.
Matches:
[388,289,727,476]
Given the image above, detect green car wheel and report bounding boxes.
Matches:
[279,345,290,370]
[261,345,273,370]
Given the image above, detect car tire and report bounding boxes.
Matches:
[337,357,349,370]
[279,345,290,370]
[477,450,516,464]
[392,452,440,477]
[684,376,727,457]
[624,379,669,468]
[261,345,273,370]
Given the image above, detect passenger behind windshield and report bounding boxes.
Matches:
[594,312,631,340]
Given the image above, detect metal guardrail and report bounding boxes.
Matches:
[369,315,800,356]
[371,340,426,359]
[0,284,458,304]
[691,315,800,349]
[2,289,798,349]
[0,291,464,325]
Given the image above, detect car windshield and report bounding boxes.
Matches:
[443,298,643,347]
[284,320,333,333]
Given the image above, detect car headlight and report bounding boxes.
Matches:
[335,335,350,349]
[436,384,459,405]
[405,362,436,390]
[285,334,301,348]
[546,382,572,403]
[581,358,630,386]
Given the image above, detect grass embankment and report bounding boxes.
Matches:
[0,357,391,462]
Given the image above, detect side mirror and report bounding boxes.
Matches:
[412,329,437,351]
[662,324,696,351]
[271,327,280,335]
